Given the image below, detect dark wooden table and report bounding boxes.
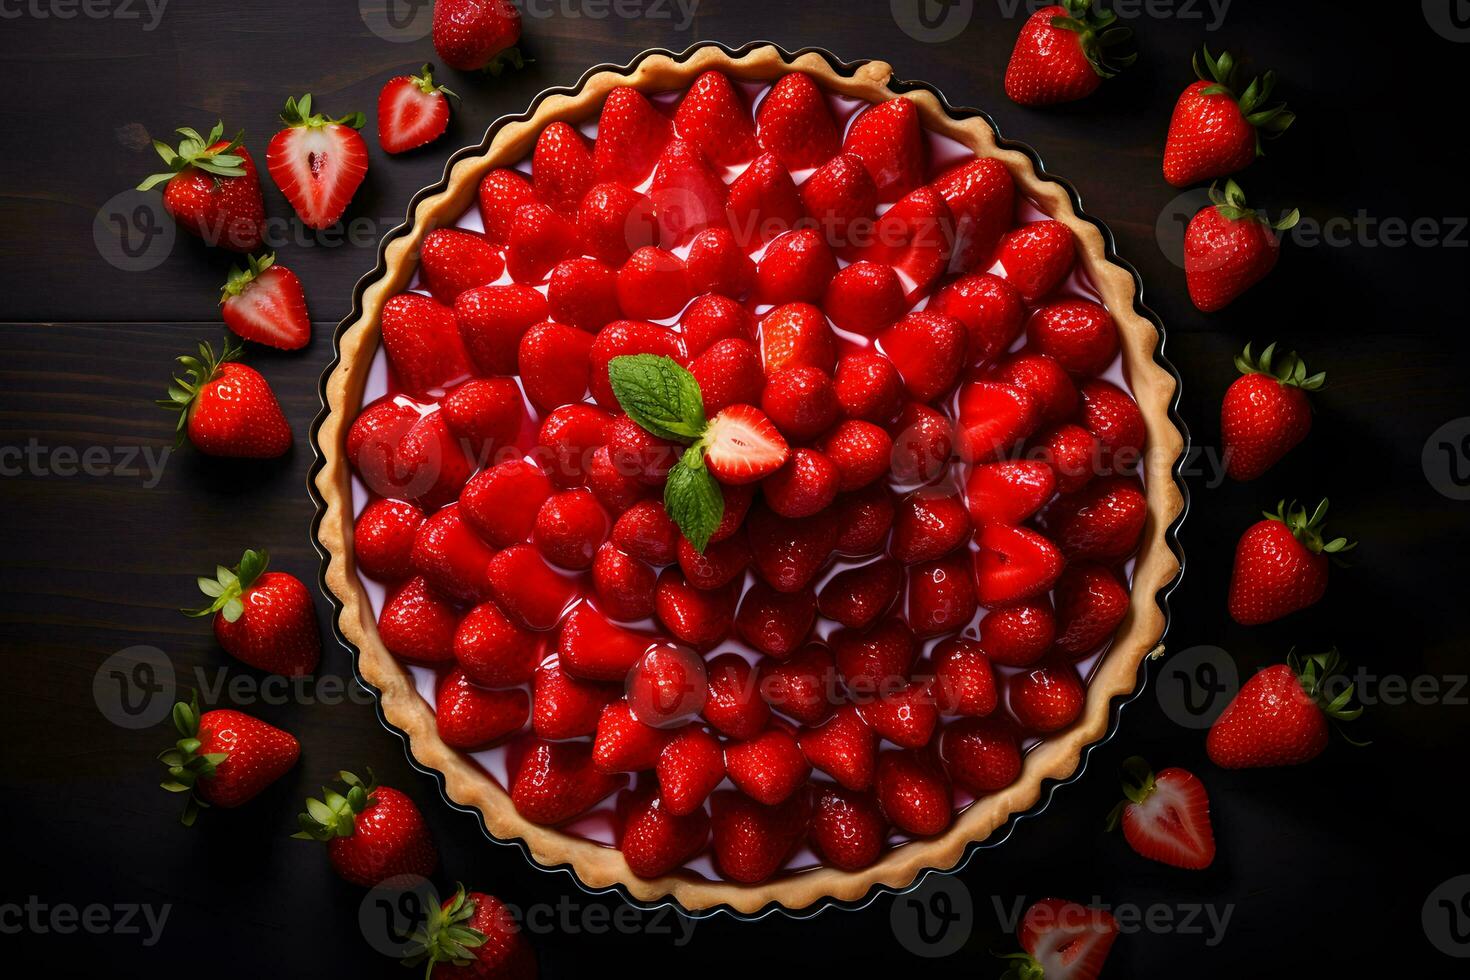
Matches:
[4,1,1468,975]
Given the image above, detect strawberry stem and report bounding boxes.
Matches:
[279,93,365,131]
[184,548,270,622]
[1193,46,1295,155]
[290,769,378,841]
[137,120,248,191]
[219,252,277,304]
[1264,499,1355,556]
[156,336,243,446]
[1104,755,1155,831]
[157,691,227,826]
[1234,342,1324,391]
[1286,647,1367,731]
[1050,0,1136,79]
[400,883,489,980]
[412,64,459,101]
[1209,180,1300,231]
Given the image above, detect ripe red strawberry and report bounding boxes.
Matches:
[978,600,1055,667]
[558,602,651,681]
[824,263,907,339]
[988,352,1079,426]
[725,725,811,805]
[593,700,668,773]
[678,533,751,589]
[820,420,894,492]
[414,505,497,604]
[862,679,940,749]
[680,293,754,358]
[1105,756,1214,870]
[760,302,837,375]
[591,543,656,620]
[588,446,652,516]
[1164,47,1295,187]
[648,139,728,246]
[656,726,725,815]
[1026,299,1118,377]
[891,486,971,564]
[454,600,544,686]
[734,581,818,657]
[1047,476,1147,562]
[219,253,310,351]
[137,122,265,252]
[157,695,298,824]
[460,458,552,547]
[756,643,835,723]
[1052,562,1128,657]
[537,402,613,488]
[378,577,460,665]
[799,704,877,791]
[578,182,658,266]
[543,257,615,334]
[1004,0,1135,106]
[1228,499,1353,625]
[832,483,896,555]
[1077,378,1145,469]
[889,402,954,483]
[594,86,673,187]
[1186,181,1299,311]
[997,219,1075,301]
[761,366,838,442]
[511,739,622,825]
[799,152,879,250]
[856,186,955,299]
[907,554,979,636]
[702,404,790,485]
[433,0,522,73]
[762,448,840,518]
[691,338,765,416]
[159,338,291,458]
[611,499,680,564]
[355,499,426,582]
[833,351,905,424]
[533,121,595,217]
[942,715,1022,793]
[488,546,578,631]
[617,783,711,878]
[378,64,456,155]
[187,548,320,676]
[1207,648,1362,768]
[875,748,952,836]
[654,569,737,648]
[266,95,368,230]
[292,770,438,887]
[506,202,580,284]
[349,400,471,507]
[757,229,839,305]
[420,229,505,306]
[617,247,692,320]
[455,283,550,375]
[879,310,966,403]
[709,789,810,883]
[1010,898,1118,980]
[518,321,593,414]
[967,460,1057,527]
[477,168,536,247]
[931,272,1026,365]
[755,71,840,170]
[832,617,916,692]
[703,653,771,739]
[841,97,924,202]
[714,482,758,545]
[686,227,756,298]
[533,488,610,570]
[955,380,1041,463]
[747,504,839,593]
[1009,661,1086,733]
[405,884,536,980]
[532,660,619,740]
[809,785,887,871]
[589,320,682,409]
[675,70,757,166]
[1035,423,1101,495]
[383,292,473,396]
[1221,342,1322,481]
[818,559,901,629]
[932,158,1015,273]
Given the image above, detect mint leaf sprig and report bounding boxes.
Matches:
[607,355,723,552]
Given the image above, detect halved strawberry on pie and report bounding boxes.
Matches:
[320,50,1182,914]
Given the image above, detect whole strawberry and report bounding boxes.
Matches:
[137,121,266,252]
[1105,757,1215,870]
[1164,47,1294,187]
[186,548,320,675]
[1207,648,1363,768]
[157,694,299,825]
[1228,499,1353,625]
[1004,0,1134,107]
[379,64,458,155]
[220,253,311,350]
[1221,342,1323,481]
[158,337,292,458]
[433,0,523,74]
[292,769,439,888]
[402,883,537,979]
[1185,181,1298,311]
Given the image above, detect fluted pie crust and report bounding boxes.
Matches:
[314,43,1186,915]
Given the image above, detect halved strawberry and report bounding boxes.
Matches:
[378,64,456,155]
[219,253,310,350]
[702,405,789,485]
[1107,757,1215,870]
[973,523,1066,607]
[1011,898,1119,980]
[266,94,368,230]
[955,379,1042,463]
[966,460,1057,527]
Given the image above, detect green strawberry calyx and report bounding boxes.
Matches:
[401,883,489,980]
[290,769,377,841]
[1265,499,1355,556]
[184,548,269,623]
[1104,755,1156,831]
[1193,46,1295,154]
[407,64,459,101]
[219,252,279,304]
[156,336,243,446]
[1210,180,1300,232]
[157,692,228,827]
[137,120,248,192]
[279,93,366,131]
[1050,0,1137,79]
[1234,341,1324,392]
[1286,648,1368,744]
[997,951,1046,980]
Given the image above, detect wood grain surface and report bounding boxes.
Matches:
[2,1,1467,975]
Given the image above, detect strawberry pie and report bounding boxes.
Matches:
[316,45,1185,914]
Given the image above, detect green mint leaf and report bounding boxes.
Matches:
[663,449,723,553]
[607,354,708,443]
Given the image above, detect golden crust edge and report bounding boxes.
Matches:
[315,43,1185,916]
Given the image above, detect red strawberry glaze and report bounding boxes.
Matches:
[347,76,1144,883]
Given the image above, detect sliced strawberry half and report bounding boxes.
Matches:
[701,405,789,485]
[219,253,310,350]
[1107,757,1216,870]
[973,523,1065,607]
[1012,898,1119,980]
[266,94,369,230]
[378,64,456,155]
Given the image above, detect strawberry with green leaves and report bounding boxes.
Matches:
[292,769,439,888]
[1207,648,1364,768]
[1164,47,1294,187]
[266,94,369,230]
[1221,342,1323,481]
[379,64,458,155]
[157,693,299,825]
[404,883,537,980]
[1004,0,1135,107]
[1106,756,1215,870]
[137,121,266,252]
[158,336,292,458]
[187,548,321,676]
[607,354,789,552]
[220,253,311,350]
[1228,499,1353,625]
[1185,181,1299,311]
